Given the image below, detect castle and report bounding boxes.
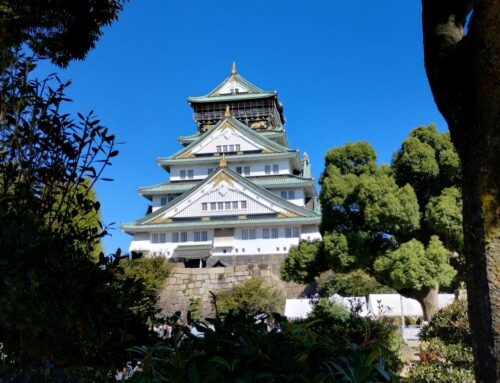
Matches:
[122,64,321,272]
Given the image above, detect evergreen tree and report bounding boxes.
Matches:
[282,130,462,320]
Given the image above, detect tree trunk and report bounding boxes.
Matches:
[419,286,440,322]
[422,2,500,382]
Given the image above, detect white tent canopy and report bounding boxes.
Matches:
[284,293,456,320]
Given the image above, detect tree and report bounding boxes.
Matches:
[0,0,126,68]
[0,56,156,379]
[421,2,500,380]
[282,136,461,320]
[374,236,456,319]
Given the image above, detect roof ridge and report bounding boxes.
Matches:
[134,167,319,225]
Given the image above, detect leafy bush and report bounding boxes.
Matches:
[117,253,171,318]
[215,277,284,315]
[408,299,473,382]
[307,298,403,374]
[419,298,471,345]
[406,360,474,383]
[317,269,396,296]
[130,310,395,382]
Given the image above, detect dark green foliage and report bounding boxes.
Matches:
[0,0,126,68]
[374,236,456,291]
[283,132,462,314]
[420,299,471,346]
[130,309,397,382]
[392,124,461,210]
[307,298,403,373]
[424,187,463,251]
[317,269,395,297]
[280,240,322,284]
[408,299,473,382]
[117,254,171,318]
[215,277,284,316]
[0,56,157,380]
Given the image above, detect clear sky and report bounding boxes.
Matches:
[36,0,447,255]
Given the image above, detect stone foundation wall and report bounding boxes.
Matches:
[158,254,310,317]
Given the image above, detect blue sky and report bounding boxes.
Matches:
[36,0,447,254]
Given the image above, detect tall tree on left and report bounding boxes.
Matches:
[0,55,159,380]
[0,0,126,68]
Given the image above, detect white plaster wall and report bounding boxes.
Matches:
[170,165,214,181]
[128,224,321,258]
[273,189,305,207]
[192,129,263,155]
[229,160,290,177]
[174,188,275,218]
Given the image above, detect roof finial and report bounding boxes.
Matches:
[231,61,237,74]
[219,153,227,168]
[224,104,231,117]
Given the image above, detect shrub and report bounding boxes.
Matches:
[215,277,284,315]
[419,298,471,345]
[306,298,403,374]
[130,310,395,382]
[408,299,473,382]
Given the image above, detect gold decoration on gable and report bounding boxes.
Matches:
[149,216,173,225]
[178,150,195,159]
[277,211,299,218]
[211,172,235,187]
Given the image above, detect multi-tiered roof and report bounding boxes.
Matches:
[122,64,321,266]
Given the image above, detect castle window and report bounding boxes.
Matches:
[217,146,221,153]
[249,229,256,240]
[207,168,214,175]
[229,145,234,152]
[236,166,242,174]
[241,201,247,209]
[160,197,167,206]
[288,191,295,199]
[265,165,271,175]
[272,228,279,238]
[273,164,279,174]
[285,227,292,238]
[280,191,287,199]
[202,203,207,211]
[152,233,159,243]
[242,229,249,240]
[187,169,194,179]
[293,227,300,237]
[263,228,270,239]
[172,232,179,243]
[235,144,241,152]
[180,170,186,179]
[210,202,216,210]
[218,202,224,210]
[244,166,250,175]
[180,232,188,242]
[225,202,231,209]
[159,233,166,243]
[194,231,207,242]
[232,201,239,209]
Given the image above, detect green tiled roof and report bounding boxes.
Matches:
[123,167,321,233]
[138,175,316,197]
[188,92,276,103]
[187,72,275,104]
[167,116,292,161]
[122,215,321,232]
[157,151,301,170]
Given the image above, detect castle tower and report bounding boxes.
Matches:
[122,65,321,268]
